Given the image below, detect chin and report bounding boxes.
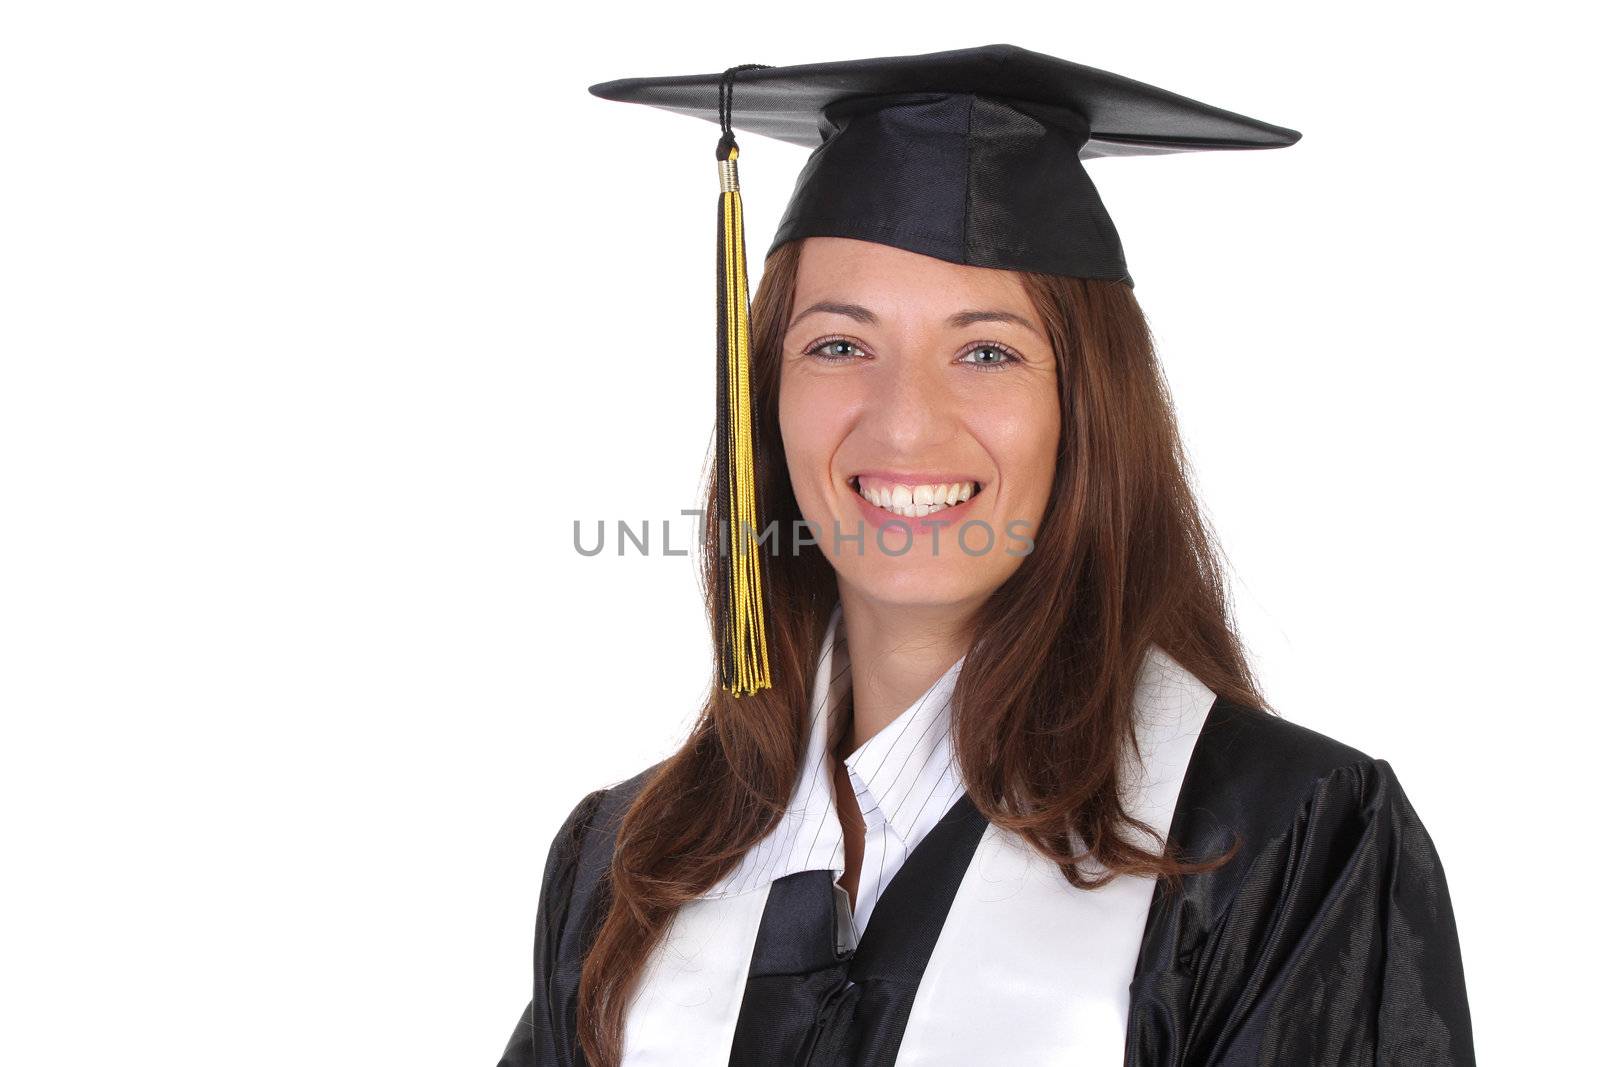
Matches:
[835,561,996,611]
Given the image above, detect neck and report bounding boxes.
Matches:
[834,587,978,756]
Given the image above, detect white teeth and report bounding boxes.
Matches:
[853,478,980,518]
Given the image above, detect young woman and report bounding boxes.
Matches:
[500,46,1476,1066]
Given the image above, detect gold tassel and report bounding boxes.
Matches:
[715,125,772,698]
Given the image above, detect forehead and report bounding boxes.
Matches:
[791,237,1033,315]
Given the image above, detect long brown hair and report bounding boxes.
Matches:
[574,238,1266,1066]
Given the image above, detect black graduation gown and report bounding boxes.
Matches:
[497,698,1476,1065]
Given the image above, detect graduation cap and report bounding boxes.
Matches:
[587,43,1301,698]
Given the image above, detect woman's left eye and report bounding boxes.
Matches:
[959,343,1020,369]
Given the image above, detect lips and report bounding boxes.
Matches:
[848,474,984,518]
[846,473,986,532]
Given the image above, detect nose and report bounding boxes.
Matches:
[861,346,959,453]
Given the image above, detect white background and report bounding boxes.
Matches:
[2,2,1592,1063]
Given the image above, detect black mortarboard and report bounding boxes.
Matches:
[587,44,1301,697]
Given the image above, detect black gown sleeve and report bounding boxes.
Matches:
[498,787,611,1067]
[1184,757,1476,1066]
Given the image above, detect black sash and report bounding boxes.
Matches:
[727,790,990,1066]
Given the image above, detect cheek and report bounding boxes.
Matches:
[777,376,837,496]
[984,393,1060,508]
[776,377,812,470]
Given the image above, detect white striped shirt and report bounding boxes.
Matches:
[702,600,966,941]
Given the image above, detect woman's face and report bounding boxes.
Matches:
[778,236,1060,612]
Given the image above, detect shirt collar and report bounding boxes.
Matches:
[832,605,966,852]
[704,601,966,898]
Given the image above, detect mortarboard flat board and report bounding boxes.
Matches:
[588,42,1303,287]
[584,44,1301,698]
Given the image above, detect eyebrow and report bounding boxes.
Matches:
[787,300,1044,338]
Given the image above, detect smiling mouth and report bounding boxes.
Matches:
[848,475,985,519]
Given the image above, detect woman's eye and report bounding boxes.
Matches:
[802,338,1020,367]
[804,338,865,360]
[959,344,1019,369]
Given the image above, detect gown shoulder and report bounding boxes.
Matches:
[1130,699,1477,1065]
[496,760,666,1067]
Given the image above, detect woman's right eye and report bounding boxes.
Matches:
[803,337,866,361]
